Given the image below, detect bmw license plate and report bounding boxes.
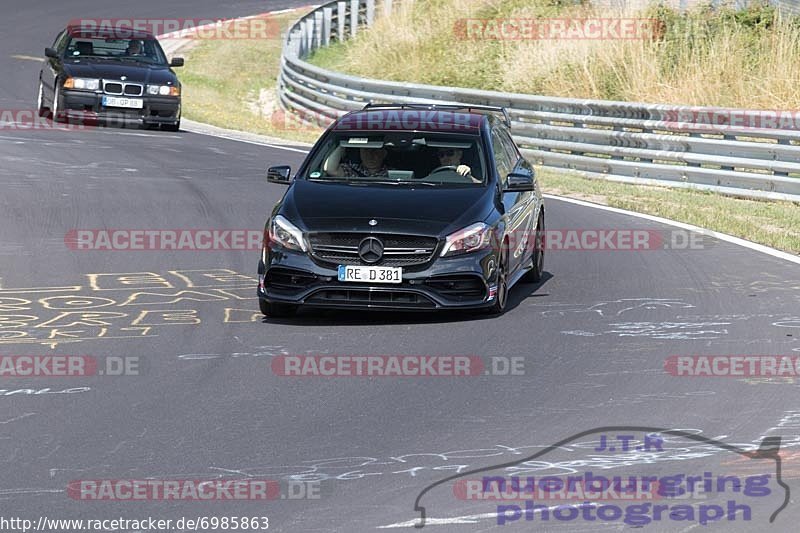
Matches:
[102,96,143,109]
[338,265,402,284]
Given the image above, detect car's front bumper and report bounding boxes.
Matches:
[257,245,501,311]
[61,89,180,126]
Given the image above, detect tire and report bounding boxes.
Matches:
[484,245,509,315]
[259,298,297,318]
[521,210,545,283]
[51,85,62,123]
[162,119,180,132]
[37,80,48,117]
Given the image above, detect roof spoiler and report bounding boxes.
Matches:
[362,102,511,128]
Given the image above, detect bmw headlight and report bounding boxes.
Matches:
[147,84,180,96]
[63,77,100,91]
[441,222,492,257]
[269,215,307,252]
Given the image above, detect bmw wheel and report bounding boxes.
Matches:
[51,85,62,123]
[37,80,48,117]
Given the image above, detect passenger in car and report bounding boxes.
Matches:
[126,40,143,56]
[325,146,390,177]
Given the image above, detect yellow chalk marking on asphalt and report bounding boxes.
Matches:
[11,55,43,62]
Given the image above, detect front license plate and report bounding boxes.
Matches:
[102,96,144,109]
[338,265,402,284]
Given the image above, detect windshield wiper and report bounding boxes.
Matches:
[307,178,440,187]
[372,180,440,187]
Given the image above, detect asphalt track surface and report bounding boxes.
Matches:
[1,1,800,532]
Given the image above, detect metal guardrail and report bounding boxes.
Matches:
[278,0,800,202]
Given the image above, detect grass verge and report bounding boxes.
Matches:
[541,169,800,254]
[179,9,320,144]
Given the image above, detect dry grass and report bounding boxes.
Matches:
[310,0,800,107]
[179,9,321,144]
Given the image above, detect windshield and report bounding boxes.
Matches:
[302,132,486,187]
[64,36,168,65]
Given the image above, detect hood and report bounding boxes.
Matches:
[64,60,177,85]
[280,179,495,236]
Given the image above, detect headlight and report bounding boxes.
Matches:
[63,77,100,91]
[269,215,307,252]
[147,85,180,96]
[440,222,492,257]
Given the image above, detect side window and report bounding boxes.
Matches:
[491,127,513,185]
[54,31,69,55]
[498,127,521,169]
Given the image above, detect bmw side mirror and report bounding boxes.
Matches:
[170,57,184,67]
[504,171,535,192]
[45,47,58,59]
[267,165,292,184]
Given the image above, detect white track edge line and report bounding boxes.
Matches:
[544,194,800,265]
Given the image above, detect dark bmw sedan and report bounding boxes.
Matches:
[37,25,183,130]
[258,104,546,317]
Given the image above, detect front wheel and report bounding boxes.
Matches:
[259,298,297,318]
[484,247,508,315]
[521,210,545,283]
[51,85,62,123]
[162,120,180,132]
[37,80,48,117]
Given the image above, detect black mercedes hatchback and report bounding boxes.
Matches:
[37,25,183,130]
[258,104,545,317]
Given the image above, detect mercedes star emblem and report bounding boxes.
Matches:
[358,237,384,264]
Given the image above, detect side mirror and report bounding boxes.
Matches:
[45,47,58,59]
[504,170,535,192]
[170,57,184,67]
[267,165,292,184]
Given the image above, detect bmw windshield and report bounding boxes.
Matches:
[64,35,169,66]
[301,132,487,187]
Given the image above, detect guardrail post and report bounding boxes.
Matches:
[314,11,324,48]
[366,0,375,25]
[306,17,315,52]
[290,30,301,58]
[350,0,359,38]
[337,1,347,41]
[384,0,393,16]
[298,21,307,57]
[323,7,333,46]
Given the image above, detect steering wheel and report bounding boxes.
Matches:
[430,165,458,174]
